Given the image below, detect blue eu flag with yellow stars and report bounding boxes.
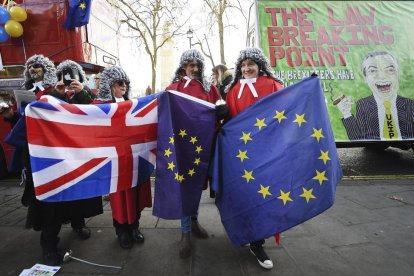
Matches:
[153,91,216,219]
[64,0,92,29]
[212,77,342,246]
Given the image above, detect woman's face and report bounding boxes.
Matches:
[241,59,259,79]
[113,80,127,98]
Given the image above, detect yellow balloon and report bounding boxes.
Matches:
[9,6,27,22]
[5,20,23,38]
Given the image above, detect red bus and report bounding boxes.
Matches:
[0,0,120,178]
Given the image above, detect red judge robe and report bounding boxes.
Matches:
[166,78,221,104]
[226,76,283,118]
[92,99,152,225]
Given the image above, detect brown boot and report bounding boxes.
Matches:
[191,220,209,239]
[179,232,192,259]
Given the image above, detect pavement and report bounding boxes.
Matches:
[0,177,413,276]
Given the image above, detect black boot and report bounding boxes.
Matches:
[73,226,91,240]
[116,224,133,249]
[43,250,63,266]
[130,219,144,243]
[191,219,209,239]
[131,227,145,243]
[71,217,91,240]
[179,232,192,259]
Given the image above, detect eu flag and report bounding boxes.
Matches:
[64,0,92,29]
[153,91,216,219]
[212,77,342,246]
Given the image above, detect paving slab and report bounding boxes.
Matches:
[335,242,414,276]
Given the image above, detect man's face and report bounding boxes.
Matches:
[364,54,399,100]
[28,63,45,82]
[183,61,200,79]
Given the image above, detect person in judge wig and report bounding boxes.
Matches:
[165,49,221,258]
[94,66,151,249]
[224,47,284,269]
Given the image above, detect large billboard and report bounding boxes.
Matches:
[257,1,414,143]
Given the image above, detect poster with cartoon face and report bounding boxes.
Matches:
[257,1,414,142]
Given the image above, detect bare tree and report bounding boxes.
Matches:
[202,0,254,65]
[232,0,255,47]
[106,0,189,93]
[203,0,228,65]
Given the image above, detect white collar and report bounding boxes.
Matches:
[183,76,192,88]
[238,78,258,99]
[29,81,45,92]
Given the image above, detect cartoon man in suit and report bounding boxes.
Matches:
[336,51,414,140]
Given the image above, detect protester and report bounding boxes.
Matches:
[224,47,284,269]
[165,49,221,258]
[0,55,65,265]
[94,65,151,249]
[211,64,233,100]
[53,60,96,103]
[0,55,101,265]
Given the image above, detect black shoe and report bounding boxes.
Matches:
[73,227,91,240]
[132,228,144,243]
[191,221,209,239]
[179,232,192,259]
[118,232,133,249]
[249,244,273,269]
[43,251,63,266]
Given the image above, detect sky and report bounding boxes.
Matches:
[117,0,255,97]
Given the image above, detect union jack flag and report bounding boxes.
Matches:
[25,94,158,202]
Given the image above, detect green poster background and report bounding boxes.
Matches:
[257,0,414,142]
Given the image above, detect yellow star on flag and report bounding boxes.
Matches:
[240,131,253,144]
[300,187,316,203]
[318,150,331,165]
[242,169,255,183]
[164,148,172,158]
[277,189,293,205]
[188,168,195,176]
[174,172,179,180]
[293,113,307,127]
[80,2,86,9]
[169,136,174,145]
[178,174,185,182]
[236,149,249,162]
[194,157,201,165]
[178,129,187,138]
[195,146,203,154]
[189,136,198,144]
[273,110,287,123]
[313,170,328,185]
[167,161,175,171]
[311,128,325,142]
[254,118,267,130]
[258,184,272,199]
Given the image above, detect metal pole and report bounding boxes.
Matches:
[189,37,192,49]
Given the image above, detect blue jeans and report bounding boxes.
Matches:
[181,216,191,233]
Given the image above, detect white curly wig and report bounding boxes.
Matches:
[56,60,87,84]
[23,54,58,90]
[226,47,283,92]
[171,49,211,92]
[96,66,130,102]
